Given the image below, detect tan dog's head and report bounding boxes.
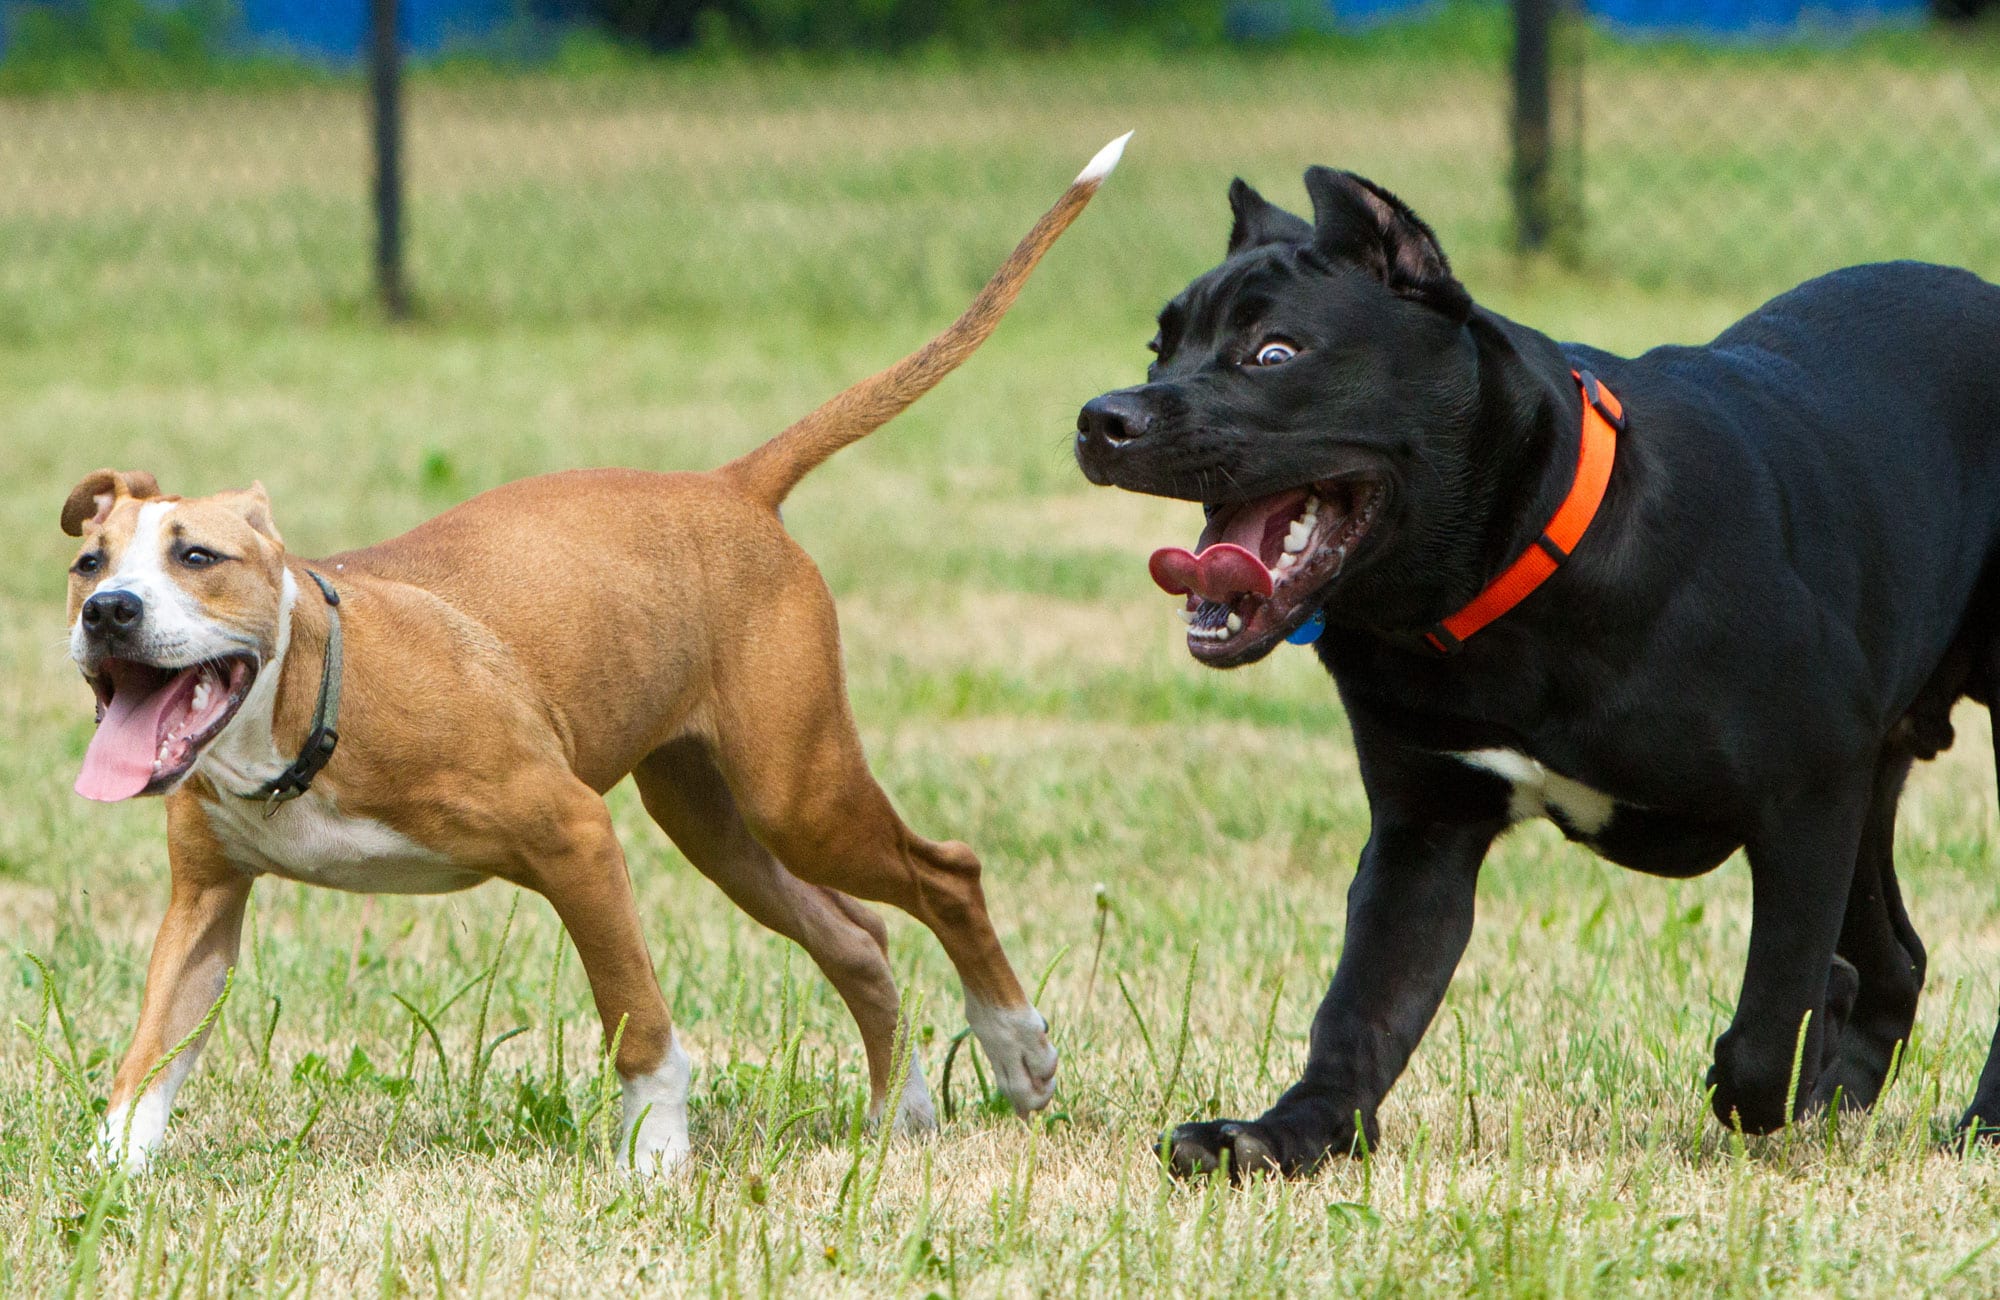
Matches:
[62,469,290,801]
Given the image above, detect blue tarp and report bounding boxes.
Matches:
[1323,0,1928,32]
[0,0,528,60]
[1585,0,1926,33]
[0,0,1943,61]
[236,0,520,58]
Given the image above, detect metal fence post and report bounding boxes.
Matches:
[369,0,409,318]
[1511,0,1555,253]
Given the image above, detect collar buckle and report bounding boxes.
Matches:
[1578,368,1628,433]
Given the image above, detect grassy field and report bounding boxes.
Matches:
[7,40,2000,1296]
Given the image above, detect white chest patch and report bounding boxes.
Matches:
[1454,748,1617,836]
[185,569,481,895]
[200,788,483,895]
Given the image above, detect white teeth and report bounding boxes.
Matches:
[1285,499,1319,555]
[1274,551,1297,571]
[1226,613,1243,634]
[1177,608,1195,625]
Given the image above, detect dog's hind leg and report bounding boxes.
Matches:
[704,590,1056,1116]
[1958,682,2000,1140]
[1812,747,1925,1110]
[633,738,936,1133]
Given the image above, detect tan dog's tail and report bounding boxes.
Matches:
[722,132,1131,510]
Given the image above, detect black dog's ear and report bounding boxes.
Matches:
[1227,178,1313,256]
[1302,167,1471,321]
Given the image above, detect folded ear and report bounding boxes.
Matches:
[61,468,162,537]
[1227,178,1314,256]
[221,481,284,546]
[1302,167,1471,321]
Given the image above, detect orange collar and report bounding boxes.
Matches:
[1424,370,1623,655]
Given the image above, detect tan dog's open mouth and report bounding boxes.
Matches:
[1149,478,1383,666]
[77,656,256,801]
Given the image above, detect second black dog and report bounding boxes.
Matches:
[1076,166,2000,1176]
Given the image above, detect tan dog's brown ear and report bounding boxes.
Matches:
[61,469,162,537]
[222,481,284,546]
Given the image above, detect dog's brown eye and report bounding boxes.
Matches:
[178,546,222,569]
[73,552,103,576]
[1249,340,1298,367]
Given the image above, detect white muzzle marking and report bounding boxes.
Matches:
[71,502,250,671]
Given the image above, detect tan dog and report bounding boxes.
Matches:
[63,134,1128,1175]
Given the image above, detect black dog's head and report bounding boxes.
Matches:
[1077,168,1493,666]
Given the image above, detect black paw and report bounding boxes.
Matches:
[1166,1120,1284,1181]
[1810,955,1926,1112]
[1820,955,1859,1070]
[1708,1033,1814,1135]
[1956,1108,2000,1149]
[1163,1109,1373,1180]
[1806,956,1869,1109]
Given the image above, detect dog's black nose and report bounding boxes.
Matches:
[1076,388,1164,486]
[1077,392,1152,447]
[82,589,143,633]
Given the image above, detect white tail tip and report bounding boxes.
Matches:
[1075,131,1134,186]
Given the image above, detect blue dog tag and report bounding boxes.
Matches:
[1286,610,1326,646]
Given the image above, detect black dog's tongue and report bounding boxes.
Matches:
[1150,543,1270,602]
[1148,489,1308,603]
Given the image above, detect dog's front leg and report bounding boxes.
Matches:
[100,806,252,1173]
[1707,777,1870,1134]
[514,786,688,1177]
[1169,816,1497,1179]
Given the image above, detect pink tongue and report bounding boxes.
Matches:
[1147,490,1303,605]
[75,676,184,802]
[1148,542,1274,603]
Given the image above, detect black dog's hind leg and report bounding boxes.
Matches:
[1961,1012,2000,1142]
[1957,687,2000,1140]
[1811,748,1925,1109]
[1168,816,1499,1179]
[1707,775,1870,1134]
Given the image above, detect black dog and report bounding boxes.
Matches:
[1075,166,2000,1177]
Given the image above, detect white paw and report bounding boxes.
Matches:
[893,1053,939,1135]
[618,1036,692,1178]
[96,1093,169,1174]
[964,999,1058,1114]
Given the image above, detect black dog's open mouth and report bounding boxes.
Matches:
[75,655,257,802]
[1149,478,1383,667]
